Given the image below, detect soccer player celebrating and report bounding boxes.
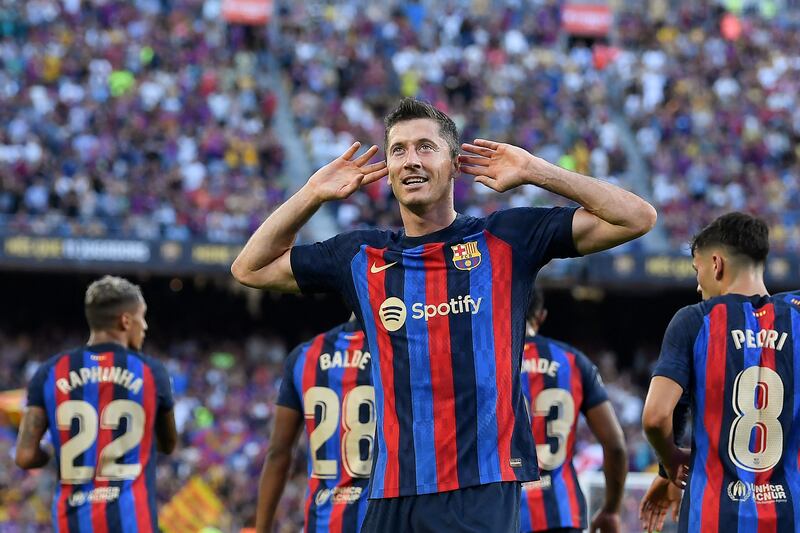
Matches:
[232,98,656,531]
[15,275,177,532]
[255,320,373,532]
[643,212,800,532]
[520,290,627,533]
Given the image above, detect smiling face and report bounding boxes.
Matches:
[386,118,458,210]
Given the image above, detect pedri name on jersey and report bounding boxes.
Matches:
[318,349,371,371]
[730,328,789,351]
[56,366,144,395]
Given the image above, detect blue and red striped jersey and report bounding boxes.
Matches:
[291,207,579,498]
[25,343,174,533]
[653,292,800,532]
[519,334,608,532]
[277,322,373,533]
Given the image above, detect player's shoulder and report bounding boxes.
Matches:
[671,300,710,327]
[32,348,78,377]
[485,206,574,224]
[333,227,399,250]
[772,290,800,308]
[135,351,168,373]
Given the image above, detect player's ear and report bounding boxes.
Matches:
[713,254,724,281]
[119,312,132,332]
[539,308,548,327]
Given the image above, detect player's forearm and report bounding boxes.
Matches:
[231,184,322,289]
[600,441,628,513]
[255,449,294,533]
[15,446,49,469]
[524,157,656,235]
[643,417,678,472]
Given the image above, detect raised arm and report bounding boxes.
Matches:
[585,401,628,533]
[15,406,50,469]
[256,406,304,533]
[231,142,387,291]
[459,140,657,255]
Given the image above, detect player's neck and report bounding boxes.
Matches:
[399,202,457,237]
[87,331,130,349]
[721,269,769,298]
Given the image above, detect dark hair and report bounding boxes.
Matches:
[526,287,545,321]
[690,212,769,264]
[85,275,143,330]
[384,97,459,159]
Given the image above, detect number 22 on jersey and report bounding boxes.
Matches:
[304,385,376,479]
[57,399,145,484]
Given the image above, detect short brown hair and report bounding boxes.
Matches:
[384,98,460,159]
[84,275,143,330]
[691,212,769,265]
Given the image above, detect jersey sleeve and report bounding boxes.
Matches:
[575,352,609,413]
[276,345,303,412]
[652,305,704,391]
[26,362,50,408]
[149,359,175,411]
[487,207,580,266]
[290,231,364,294]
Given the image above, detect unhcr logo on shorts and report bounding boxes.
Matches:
[379,297,407,331]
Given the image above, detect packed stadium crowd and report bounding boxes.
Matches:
[0,325,658,530]
[615,3,800,252]
[0,0,286,243]
[2,0,799,251]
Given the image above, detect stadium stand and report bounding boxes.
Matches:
[0,0,286,243]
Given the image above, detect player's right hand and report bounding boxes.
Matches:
[639,475,683,532]
[306,142,388,202]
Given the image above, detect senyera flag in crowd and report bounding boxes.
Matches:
[159,476,229,532]
[222,0,273,25]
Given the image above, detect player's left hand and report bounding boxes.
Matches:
[663,447,691,488]
[639,475,683,532]
[589,508,621,533]
[459,139,536,192]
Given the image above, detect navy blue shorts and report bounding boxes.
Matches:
[360,481,521,533]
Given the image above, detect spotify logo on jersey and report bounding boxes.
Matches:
[379,297,407,331]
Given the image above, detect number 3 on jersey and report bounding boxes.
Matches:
[529,389,575,471]
[304,385,376,479]
[729,366,784,472]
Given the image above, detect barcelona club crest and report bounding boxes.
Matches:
[451,241,482,271]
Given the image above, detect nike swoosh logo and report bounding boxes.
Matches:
[370,261,398,274]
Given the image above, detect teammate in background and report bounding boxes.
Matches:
[15,275,177,533]
[642,212,800,532]
[255,320,373,533]
[520,289,627,533]
[232,97,656,532]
